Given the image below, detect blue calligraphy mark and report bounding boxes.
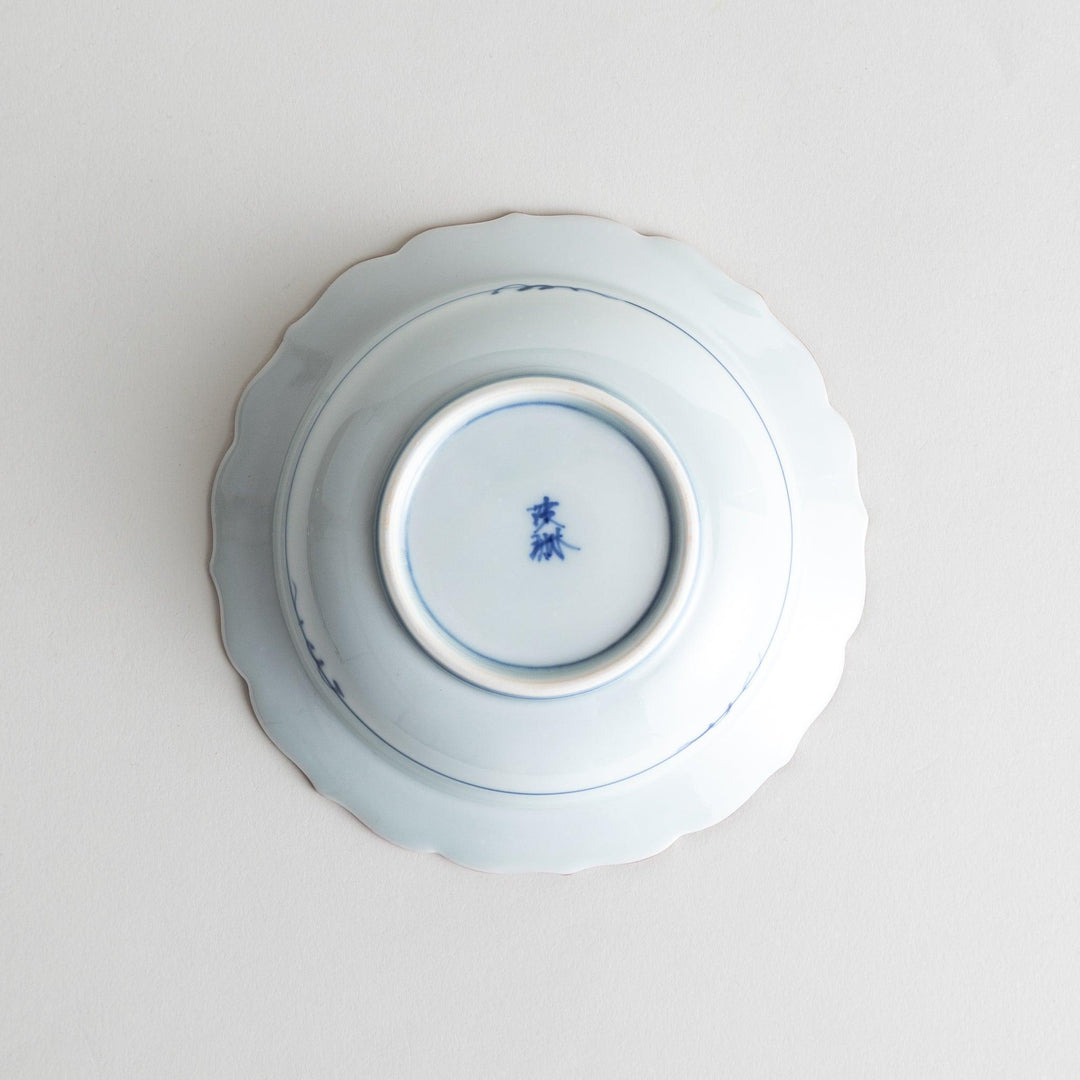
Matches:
[527,495,580,561]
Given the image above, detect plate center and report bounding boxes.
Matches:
[405,401,670,668]
[377,376,699,698]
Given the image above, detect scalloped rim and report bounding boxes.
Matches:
[210,213,866,873]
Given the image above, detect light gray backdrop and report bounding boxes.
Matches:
[2,1,1077,1076]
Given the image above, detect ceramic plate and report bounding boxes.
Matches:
[211,213,865,872]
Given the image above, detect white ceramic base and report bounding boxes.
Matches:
[377,376,699,697]
[211,213,865,871]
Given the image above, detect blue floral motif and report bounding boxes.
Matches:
[490,283,586,295]
[289,579,346,702]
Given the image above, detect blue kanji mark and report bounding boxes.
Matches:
[527,495,580,562]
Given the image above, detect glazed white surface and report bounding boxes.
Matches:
[4,2,1079,1076]
[405,401,669,666]
[377,374,698,695]
[218,213,864,853]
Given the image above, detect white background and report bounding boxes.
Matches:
[2,1,1078,1076]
